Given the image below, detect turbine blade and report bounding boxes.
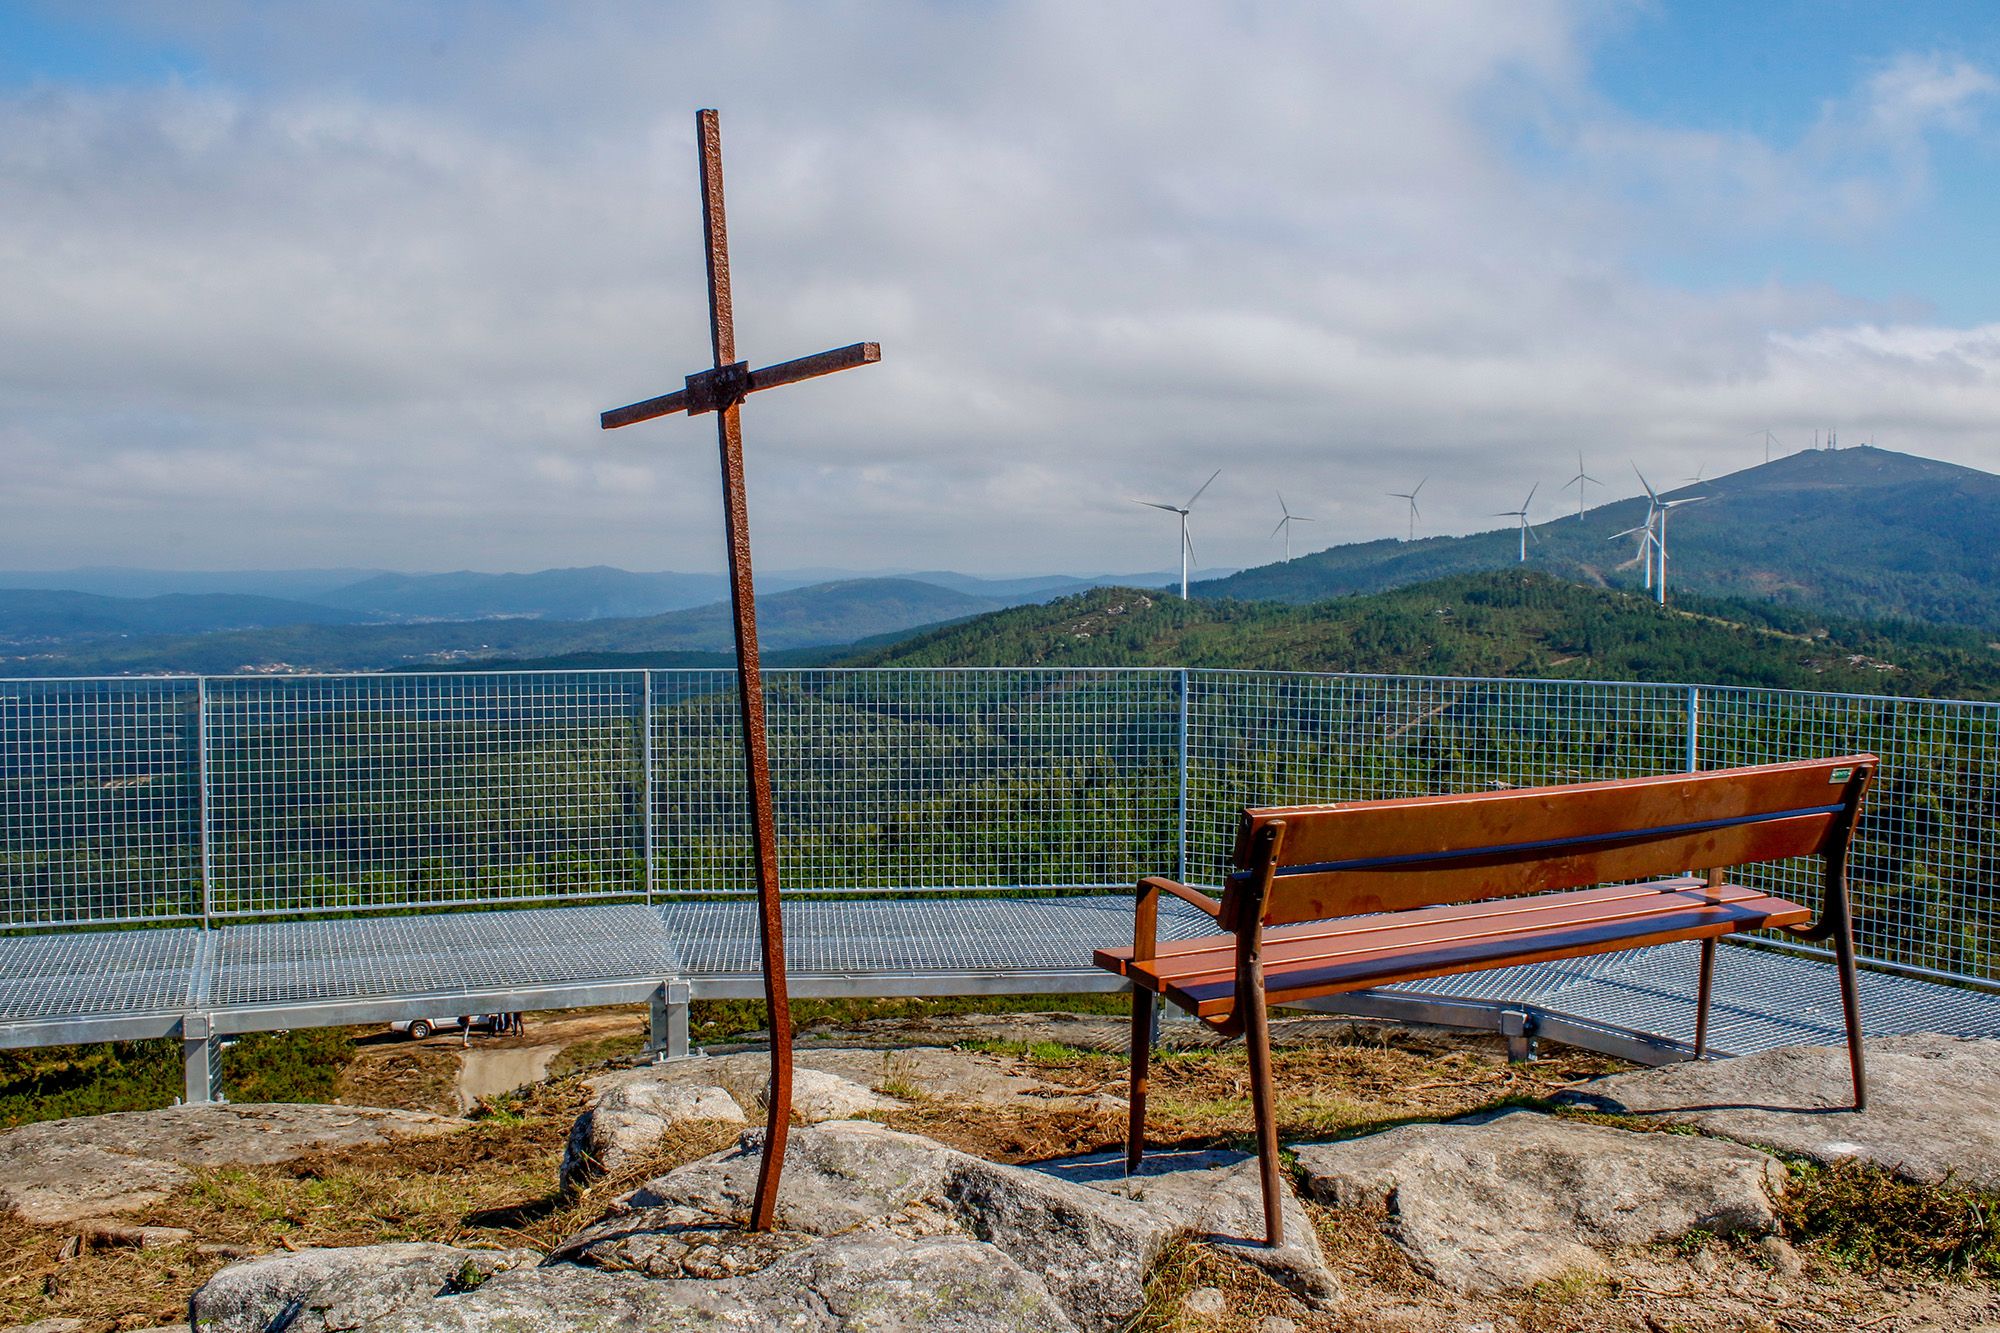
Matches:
[1270,516,1288,539]
[1186,467,1221,509]
[1412,476,1427,498]
[1135,501,1183,512]
[1183,527,1197,567]
[1523,481,1538,509]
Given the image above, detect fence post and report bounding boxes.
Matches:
[1684,684,1701,773]
[641,670,657,906]
[197,676,213,927]
[1176,668,1191,882]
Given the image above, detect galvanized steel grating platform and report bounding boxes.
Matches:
[3,901,1999,1063]
[206,905,682,1008]
[0,926,203,1023]
[658,894,1219,976]
[1380,939,2000,1055]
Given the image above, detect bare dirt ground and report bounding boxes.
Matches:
[2,1010,1996,1333]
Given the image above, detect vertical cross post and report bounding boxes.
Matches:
[599,109,879,1231]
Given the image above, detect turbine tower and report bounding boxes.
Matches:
[1631,466,1665,591]
[1270,493,1317,562]
[1563,452,1599,521]
[1494,482,1539,562]
[1751,428,1781,463]
[1133,468,1220,600]
[1652,493,1707,605]
[1387,477,1426,541]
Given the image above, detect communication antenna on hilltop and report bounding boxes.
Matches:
[1270,493,1317,563]
[1387,477,1426,541]
[1494,482,1540,562]
[1133,468,1220,600]
[1563,451,1600,521]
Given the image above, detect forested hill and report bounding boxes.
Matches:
[840,571,2000,699]
[1196,447,2000,632]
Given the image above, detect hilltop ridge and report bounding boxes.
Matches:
[1198,447,2000,631]
[841,570,2000,698]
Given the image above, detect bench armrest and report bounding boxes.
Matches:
[1133,876,1222,963]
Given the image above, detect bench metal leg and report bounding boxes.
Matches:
[647,981,692,1063]
[1693,937,1716,1059]
[1832,910,1868,1110]
[1126,988,1153,1172]
[1244,993,1284,1248]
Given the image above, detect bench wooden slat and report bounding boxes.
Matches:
[1165,895,1807,1017]
[1112,883,1802,998]
[1095,876,1715,974]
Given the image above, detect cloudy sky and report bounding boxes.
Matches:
[3,2,1998,577]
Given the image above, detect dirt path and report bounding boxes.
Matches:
[455,1042,563,1112]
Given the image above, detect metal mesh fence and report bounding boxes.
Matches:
[205,673,646,917]
[0,678,200,927]
[1183,672,1692,885]
[654,669,1181,893]
[1697,687,2000,983]
[0,668,1993,989]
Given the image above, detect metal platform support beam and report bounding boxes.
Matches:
[648,981,692,1062]
[181,1013,222,1105]
[1283,992,1694,1068]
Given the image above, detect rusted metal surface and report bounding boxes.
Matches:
[599,107,879,1231]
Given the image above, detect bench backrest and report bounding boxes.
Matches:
[1225,755,1877,929]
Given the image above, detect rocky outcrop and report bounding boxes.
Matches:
[0,1104,466,1225]
[1292,1109,1783,1294]
[186,1243,537,1333]
[558,1080,745,1192]
[1558,1033,2000,1190]
[193,1120,1339,1332]
[557,1045,1083,1192]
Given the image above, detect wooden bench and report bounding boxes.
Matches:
[1095,754,1878,1247]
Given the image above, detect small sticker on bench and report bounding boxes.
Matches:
[1829,767,1853,783]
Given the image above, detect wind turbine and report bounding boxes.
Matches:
[1631,466,1664,591]
[1608,520,1658,584]
[1750,428,1781,463]
[1270,493,1317,562]
[1494,482,1539,562]
[1563,452,1600,521]
[1133,468,1220,600]
[1387,477,1426,541]
[1652,493,1707,606]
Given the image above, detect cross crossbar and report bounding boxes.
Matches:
[602,341,882,428]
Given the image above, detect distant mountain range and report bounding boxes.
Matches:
[1198,447,2000,632]
[0,578,1016,675]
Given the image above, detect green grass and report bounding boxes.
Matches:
[691,993,1130,1042]
[1777,1157,2000,1275]
[0,1029,360,1128]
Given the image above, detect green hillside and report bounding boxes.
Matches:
[843,571,2000,698]
[1198,447,2000,632]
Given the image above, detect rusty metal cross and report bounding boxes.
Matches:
[600,108,879,1231]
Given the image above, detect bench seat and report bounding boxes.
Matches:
[1095,878,1810,1020]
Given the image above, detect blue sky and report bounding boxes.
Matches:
[0,2,1996,574]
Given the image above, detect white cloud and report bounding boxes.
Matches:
[0,4,1996,576]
